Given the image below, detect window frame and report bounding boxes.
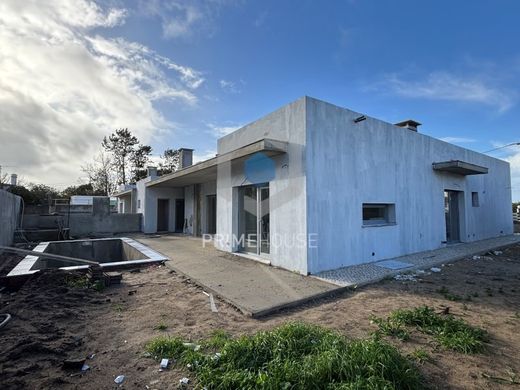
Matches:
[362,203,396,227]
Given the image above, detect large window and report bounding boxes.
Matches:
[362,203,396,226]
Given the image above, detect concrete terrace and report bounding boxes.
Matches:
[131,234,341,317]
[131,234,520,317]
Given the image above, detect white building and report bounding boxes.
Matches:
[114,97,513,275]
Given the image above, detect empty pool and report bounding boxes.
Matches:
[7,237,168,277]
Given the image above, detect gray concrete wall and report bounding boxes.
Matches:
[0,189,21,246]
[141,184,184,234]
[216,97,308,274]
[305,97,513,273]
[69,212,141,236]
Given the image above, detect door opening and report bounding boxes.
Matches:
[206,195,217,234]
[238,184,270,255]
[444,190,460,243]
[157,199,169,232]
[175,199,185,233]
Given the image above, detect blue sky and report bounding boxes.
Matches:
[1,0,520,199]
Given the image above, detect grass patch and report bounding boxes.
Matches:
[64,274,104,292]
[145,322,422,389]
[436,286,466,302]
[370,316,410,341]
[153,322,168,331]
[374,306,487,353]
[409,348,431,365]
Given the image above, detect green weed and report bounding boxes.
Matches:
[145,322,422,389]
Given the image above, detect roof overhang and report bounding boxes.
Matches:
[432,160,488,176]
[113,188,133,198]
[147,138,288,188]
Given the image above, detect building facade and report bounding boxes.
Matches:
[115,97,513,275]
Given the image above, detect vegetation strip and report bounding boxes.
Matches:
[371,306,487,353]
[145,323,422,389]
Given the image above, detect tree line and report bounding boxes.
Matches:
[7,129,181,204]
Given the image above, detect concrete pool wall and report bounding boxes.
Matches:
[7,237,168,277]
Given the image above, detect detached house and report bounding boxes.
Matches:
[114,97,513,275]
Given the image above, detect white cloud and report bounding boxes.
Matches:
[377,72,516,113]
[439,137,476,144]
[0,0,203,187]
[219,79,244,94]
[207,123,243,137]
[139,0,234,40]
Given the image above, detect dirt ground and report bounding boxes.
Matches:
[1,245,519,390]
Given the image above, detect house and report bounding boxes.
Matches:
[114,96,513,275]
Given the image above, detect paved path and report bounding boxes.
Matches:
[131,234,341,317]
[314,235,520,287]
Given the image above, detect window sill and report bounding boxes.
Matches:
[362,222,397,228]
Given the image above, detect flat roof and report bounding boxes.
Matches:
[432,160,488,175]
[147,138,288,188]
[113,188,133,198]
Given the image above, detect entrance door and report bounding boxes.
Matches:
[444,190,460,243]
[238,185,270,255]
[175,199,185,232]
[206,195,217,234]
[157,199,169,232]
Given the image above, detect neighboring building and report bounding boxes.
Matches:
[114,97,513,275]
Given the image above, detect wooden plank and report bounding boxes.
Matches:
[0,246,100,266]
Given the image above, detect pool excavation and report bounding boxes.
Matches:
[5,237,168,277]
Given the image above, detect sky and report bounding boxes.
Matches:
[1,0,520,200]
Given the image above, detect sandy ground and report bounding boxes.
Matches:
[1,245,519,390]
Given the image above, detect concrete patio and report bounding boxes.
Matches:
[132,233,520,317]
[131,234,342,317]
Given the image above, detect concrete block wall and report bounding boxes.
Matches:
[0,189,21,246]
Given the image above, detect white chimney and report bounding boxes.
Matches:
[395,119,421,132]
[147,166,158,178]
[179,148,193,169]
[10,174,17,186]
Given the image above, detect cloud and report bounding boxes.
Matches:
[139,0,234,39]
[207,123,243,137]
[374,72,516,113]
[194,150,217,163]
[219,79,243,94]
[0,0,203,187]
[439,137,476,144]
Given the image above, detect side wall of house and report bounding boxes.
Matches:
[305,97,513,274]
[137,176,185,234]
[216,97,309,274]
[184,181,216,235]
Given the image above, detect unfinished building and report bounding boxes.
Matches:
[114,96,513,275]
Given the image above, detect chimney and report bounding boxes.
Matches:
[395,119,421,132]
[10,174,17,186]
[179,148,193,169]
[146,166,158,178]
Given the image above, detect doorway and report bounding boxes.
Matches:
[206,195,217,234]
[175,199,185,233]
[238,185,270,255]
[157,199,169,232]
[444,190,460,243]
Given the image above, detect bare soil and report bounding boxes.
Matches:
[1,245,519,389]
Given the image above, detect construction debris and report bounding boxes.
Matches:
[114,375,125,384]
[430,267,442,273]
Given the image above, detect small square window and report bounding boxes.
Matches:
[472,192,479,207]
[362,203,396,226]
[138,199,141,209]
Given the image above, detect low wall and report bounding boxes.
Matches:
[69,213,141,237]
[0,189,21,246]
[20,197,141,238]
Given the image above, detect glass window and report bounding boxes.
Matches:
[472,192,479,207]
